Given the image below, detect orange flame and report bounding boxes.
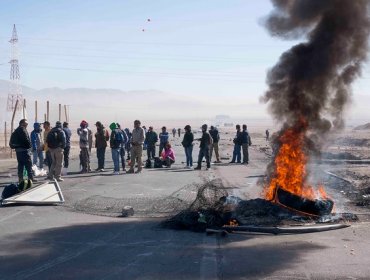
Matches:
[264,123,329,202]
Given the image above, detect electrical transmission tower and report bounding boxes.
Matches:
[6,24,23,112]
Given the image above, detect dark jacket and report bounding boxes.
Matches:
[47,127,66,149]
[233,131,243,145]
[209,129,220,143]
[182,131,194,147]
[9,126,32,152]
[200,131,212,149]
[95,126,109,149]
[241,130,251,145]
[63,127,72,148]
[146,131,158,145]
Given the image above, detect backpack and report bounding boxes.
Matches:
[1,183,19,199]
[145,158,152,168]
[114,130,124,143]
[47,129,63,149]
[154,157,163,168]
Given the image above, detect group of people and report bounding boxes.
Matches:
[10,118,253,183]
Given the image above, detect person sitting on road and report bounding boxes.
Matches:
[161,143,175,168]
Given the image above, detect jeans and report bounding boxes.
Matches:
[231,144,241,163]
[120,147,126,170]
[147,144,156,159]
[197,146,210,168]
[32,150,44,169]
[184,145,193,166]
[97,147,106,169]
[16,150,34,181]
[64,146,70,168]
[111,148,120,172]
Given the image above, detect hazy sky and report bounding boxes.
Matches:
[0,0,369,121]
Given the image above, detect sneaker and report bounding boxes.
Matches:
[194,166,201,170]
[215,160,222,163]
[56,177,64,182]
[229,161,235,164]
[126,169,135,174]
[99,168,105,172]
[95,168,100,171]
[113,171,120,175]
[135,170,142,174]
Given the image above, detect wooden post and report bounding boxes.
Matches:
[4,122,7,147]
[47,101,50,121]
[35,100,38,122]
[64,105,68,122]
[10,99,19,158]
[59,104,61,121]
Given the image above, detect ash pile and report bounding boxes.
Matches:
[160,180,357,232]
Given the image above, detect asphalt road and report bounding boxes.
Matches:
[1,140,370,280]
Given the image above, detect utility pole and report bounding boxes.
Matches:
[35,100,38,122]
[6,24,23,113]
[59,103,61,121]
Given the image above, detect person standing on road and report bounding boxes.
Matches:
[30,122,44,169]
[109,122,124,175]
[124,127,132,161]
[172,128,176,138]
[117,123,128,172]
[194,124,213,170]
[181,125,194,169]
[9,119,36,183]
[241,124,252,164]
[127,120,145,174]
[95,121,109,172]
[209,126,221,163]
[265,129,270,141]
[77,120,90,173]
[145,126,158,160]
[43,121,52,171]
[46,121,66,181]
[177,128,181,138]
[230,124,243,164]
[62,122,72,175]
[159,126,169,156]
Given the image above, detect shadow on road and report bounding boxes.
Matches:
[0,219,327,280]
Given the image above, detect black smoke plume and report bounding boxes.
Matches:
[263,0,370,134]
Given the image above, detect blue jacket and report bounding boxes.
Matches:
[63,127,72,147]
[159,131,169,144]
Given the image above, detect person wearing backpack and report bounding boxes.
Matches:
[9,119,36,183]
[110,122,123,175]
[43,121,52,171]
[46,121,66,181]
[77,120,90,173]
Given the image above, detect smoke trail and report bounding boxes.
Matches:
[263,0,370,134]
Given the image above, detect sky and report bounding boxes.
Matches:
[0,0,369,121]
